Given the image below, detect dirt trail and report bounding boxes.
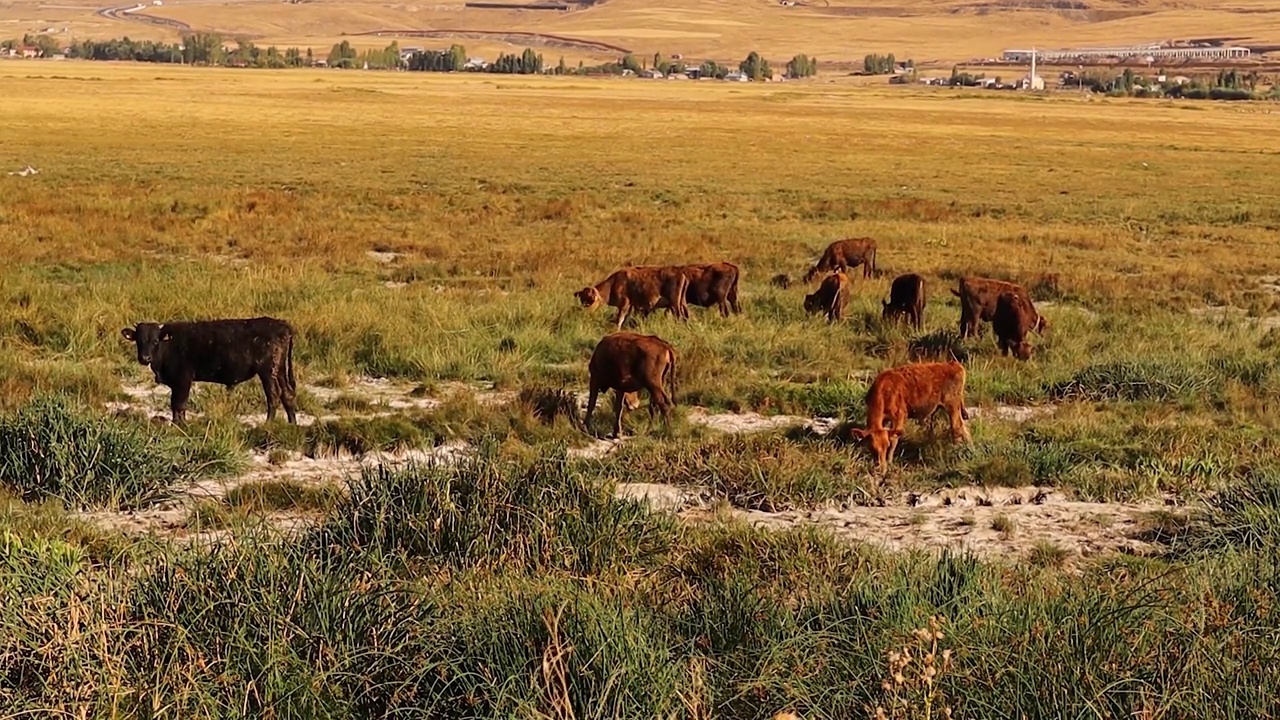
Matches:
[86,374,1159,560]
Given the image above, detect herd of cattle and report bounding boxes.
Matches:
[573,237,1048,469]
[116,237,1048,471]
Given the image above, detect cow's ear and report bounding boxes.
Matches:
[120,328,135,342]
[847,427,869,440]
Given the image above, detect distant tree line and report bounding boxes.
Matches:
[4,34,834,82]
[326,40,403,69]
[407,44,468,71]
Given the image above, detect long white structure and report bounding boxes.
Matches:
[1003,44,1250,62]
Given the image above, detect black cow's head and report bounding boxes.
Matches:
[120,323,172,366]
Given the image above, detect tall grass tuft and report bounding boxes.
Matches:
[315,443,677,573]
[1048,359,1218,402]
[0,395,175,509]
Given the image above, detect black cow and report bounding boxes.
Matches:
[120,317,298,424]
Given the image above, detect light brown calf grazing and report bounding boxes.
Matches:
[585,332,677,438]
[576,266,689,330]
[950,276,1047,339]
[804,270,852,323]
[992,291,1038,360]
[847,360,971,472]
[804,237,877,283]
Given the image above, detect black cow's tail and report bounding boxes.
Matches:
[286,333,296,392]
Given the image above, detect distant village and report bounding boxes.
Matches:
[1,34,1271,98]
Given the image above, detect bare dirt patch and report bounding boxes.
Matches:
[685,407,837,435]
[77,442,473,538]
[669,483,1174,561]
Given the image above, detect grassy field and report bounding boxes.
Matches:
[5,0,1280,65]
[3,61,1280,716]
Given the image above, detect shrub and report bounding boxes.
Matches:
[0,395,175,509]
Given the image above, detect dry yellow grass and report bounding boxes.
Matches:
[4,0,1280,64]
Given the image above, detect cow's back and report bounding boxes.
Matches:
[896,361,965,410]
[590,332,668,390]
[160,317,293,385]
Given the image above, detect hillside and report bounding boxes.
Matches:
[4,0,1280,66]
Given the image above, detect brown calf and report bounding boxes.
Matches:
[681,262,742,317]
[576,266,690,330]
[846,360,971,472]
[882,273,927,330]
[992,292,1038,360]
[804,237,877,283]
[950,276,1048,339]
[804,270,851,323]
[585,332,677,438]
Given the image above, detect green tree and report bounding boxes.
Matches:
[863,53,897,74]
[25,34,61,58]
[786,53,816,78]
[556,56,568,75]
[449,44,466,71]
[699,59,727,79]
[327,40,357,68]
[620,54,642,74]
[739,51,770,81]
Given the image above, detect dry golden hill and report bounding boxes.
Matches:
[3,0,1279,65]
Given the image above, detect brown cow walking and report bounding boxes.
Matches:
[804,237,877,283]
[804,270,852,323]
[585,332,677,438]
[950,276,1048,339]
[576,266,689,330]
[846,360,971,472]
[882,273,927,330]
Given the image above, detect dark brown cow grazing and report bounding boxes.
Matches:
[804,270,851,323]
[681,262,742,317]
[950,276,1048,339]
[120,317,298,425]
[846,360,971,472]
[804,237,877,283]
[882,273,927,330]
[585,332,677,438]
[576,266,689,330]
[992,292,1038,360]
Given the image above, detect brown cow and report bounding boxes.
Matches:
[992,292,1038,360]
[681,262,742,317]
[950,276,1048,339]
[804,237,877,283]
[846,360,971,472]
[576,266,690,330]
[585,332,677,438]
[882,273,927,330]
[803,270,851,323]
